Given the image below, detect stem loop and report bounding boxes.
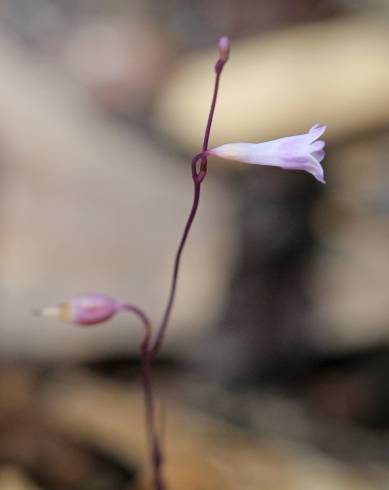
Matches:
[138,40,229,489]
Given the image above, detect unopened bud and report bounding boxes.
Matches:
[218,36,230,62]
[38,293,119,326]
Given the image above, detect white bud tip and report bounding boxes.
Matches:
[34,304,70,322]
[218,36,230,61]
[35,306,61,317]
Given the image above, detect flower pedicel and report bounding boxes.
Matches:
[40,293,119,325]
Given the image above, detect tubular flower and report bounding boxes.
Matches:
[206,124,327,183]
[39,293,119,326]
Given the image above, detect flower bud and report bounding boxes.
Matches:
[218,36,230,62]
[39,293,119,326]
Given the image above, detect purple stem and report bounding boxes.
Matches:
[150,58,227,360]
[121,304,164,490]
[124,46,228,490]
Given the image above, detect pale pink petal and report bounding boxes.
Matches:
[310,140,325,152]
[307,124,327,142]
[70,293,119,325]
[312,150,325,162]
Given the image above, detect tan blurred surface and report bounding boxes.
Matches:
[152,13,389,354]
[0,467,43,490]
[1,3,389,490]
[154,15,389,152]
[0,31,236,360]
[312,135,389,350]
[44,372,385,490]
[2,363,389,490]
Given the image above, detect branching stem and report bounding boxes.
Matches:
[127,45,228,490]
[121,304,164,490]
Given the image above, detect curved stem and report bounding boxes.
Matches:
[122,46,228,490]
[150,172,201,359]
[202,59,225,153]
[150,58,227,360]
[120,304,164,490]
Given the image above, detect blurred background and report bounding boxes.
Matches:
[1,0,389,488]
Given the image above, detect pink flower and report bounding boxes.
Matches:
[39,293,119,326]
[206,124,327,183]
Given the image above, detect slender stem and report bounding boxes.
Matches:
[142,338,164,490]
[124,44,228,490]
[203,59,225,153]
[150,174,201,359]
[150,58,227,360]
[121,304,164,490]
